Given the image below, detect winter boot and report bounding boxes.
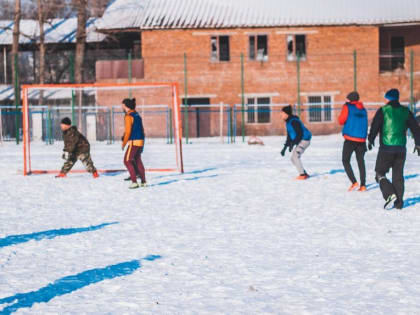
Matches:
[92,171,99,178]
[55,173,67,178]
[140,182,147,188]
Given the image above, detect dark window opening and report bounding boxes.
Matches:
[249,35,268,61]
[391,37,405,70]
[287,34,306,61]
[211,36,230,62]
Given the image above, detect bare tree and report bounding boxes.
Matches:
[74,0,87,84]
[12,0,20,89]
[37,0,46,85]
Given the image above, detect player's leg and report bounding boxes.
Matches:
[391,151,406,209]
[342,140,357,188]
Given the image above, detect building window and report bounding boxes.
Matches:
[308,96,332,122]
[211,36,230,62]
[287,34,306,61]
[247,97,270,123]
[249,35,268,61]
[391,36,405,70]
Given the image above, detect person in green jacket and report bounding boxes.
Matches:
[368,89,420,209]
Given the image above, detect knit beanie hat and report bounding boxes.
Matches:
[282,105,293,116]
[385,89,399,101]
[122,98,136,110]
[346,91,360,102]
[61,117,71,125]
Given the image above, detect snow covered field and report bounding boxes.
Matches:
[1,135,420,314]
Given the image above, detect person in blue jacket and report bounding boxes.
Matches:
[280,105,312,180]
[338,91,368,191]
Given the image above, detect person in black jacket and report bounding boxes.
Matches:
[368,89,420,209]
[280,105,312,180]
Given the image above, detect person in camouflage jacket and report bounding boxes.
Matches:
[56,117,99,178]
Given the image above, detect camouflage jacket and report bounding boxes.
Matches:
[63,126,90,154]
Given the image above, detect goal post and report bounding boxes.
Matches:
[22,82,184,175]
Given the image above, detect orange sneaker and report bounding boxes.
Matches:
[55,173,66,178]
[296,174,309,180]
[348,182,359,191]
[358,185,366,192]
[92,171,99,178]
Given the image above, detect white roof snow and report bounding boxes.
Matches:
[96,0,420,31]
[0,17,105,45]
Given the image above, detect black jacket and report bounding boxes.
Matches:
[285,115,303,148]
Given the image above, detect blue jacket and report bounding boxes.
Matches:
[339,102,367,142]
[286,116,312,146]
[129,111,145,140]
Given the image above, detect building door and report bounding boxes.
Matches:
[183,98,211,137]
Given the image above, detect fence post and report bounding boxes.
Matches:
[220,102,224,143]
[410,50,414,112]
[183,52,189,144]
[169,107,173,144]
[128,51,132,98]
[241,53,245,142]
[296,54,301,117]
[14,53,20,144]
[353,50,357,91]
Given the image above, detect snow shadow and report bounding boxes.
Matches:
[0,255,161,314]
[310,169,345,178]
[150,174,218,187]
[366,174,419,191]
[0,222,118,248]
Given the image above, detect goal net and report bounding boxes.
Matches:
[22,82,183,175]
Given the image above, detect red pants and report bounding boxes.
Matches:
[124,144,146,183]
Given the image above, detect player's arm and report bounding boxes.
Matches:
[63,129,79,154]
[122,115,134,149]
[291,120,303,145]
[368,108,383,146]
[407,111,420,147]
[338,104,349,125]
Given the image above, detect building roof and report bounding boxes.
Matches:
[96,0,420,31]
[0,17,105,46]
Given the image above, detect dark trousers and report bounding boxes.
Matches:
[375,150,406,207]
[342,140,367,186]
[124,144,146,183]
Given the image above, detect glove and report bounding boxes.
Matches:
[280,146,287,156]
[414,146,420,156]
[62,152,68,160]
[368,142,374,151]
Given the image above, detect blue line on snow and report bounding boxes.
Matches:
[153,167,218,179]
[0,255,161,314]
[0,222,118,248]
[366,174,419,191]
[404,196,420,208]
[310,169,345,178]
[150,174,218,187]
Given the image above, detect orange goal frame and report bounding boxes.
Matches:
[22,82,184,175]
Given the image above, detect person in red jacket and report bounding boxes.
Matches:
[121,98,146,189]
[338,91,368,191]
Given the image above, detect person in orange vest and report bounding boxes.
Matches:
[338,91,368,192]
[121,98,146,189]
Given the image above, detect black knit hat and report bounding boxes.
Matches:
[61,117,71,126]
[122,98,136,110]
[346,91,360,102]
[282,105,293,116]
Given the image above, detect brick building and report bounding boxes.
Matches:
[95,0,420,137]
